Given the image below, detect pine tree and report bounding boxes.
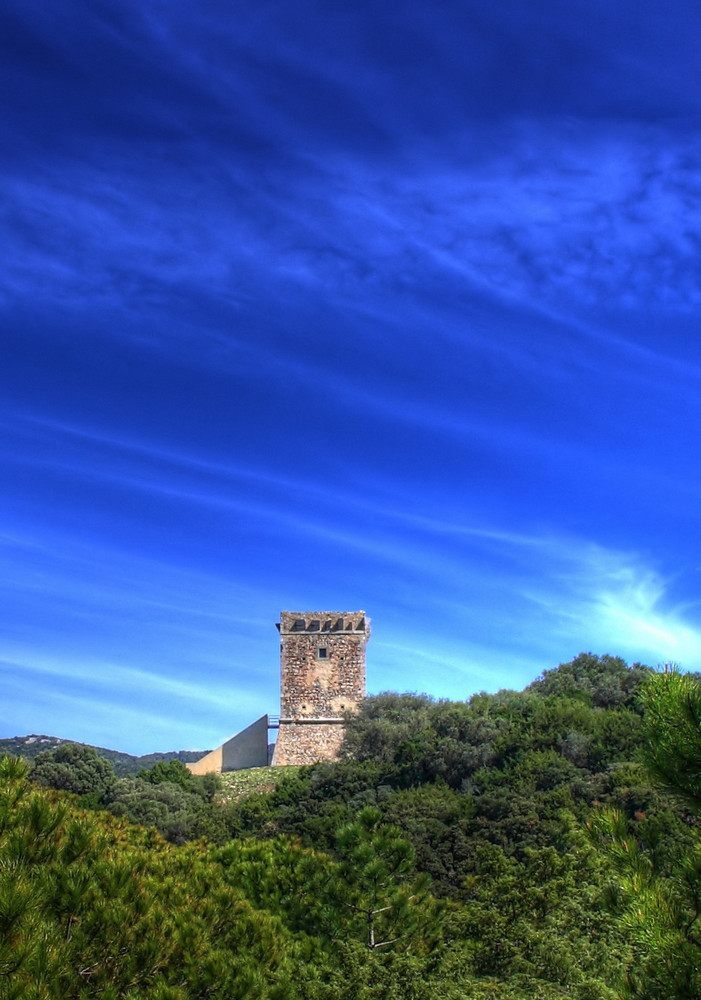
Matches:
[591,668,701,998]
[329,806,438,952]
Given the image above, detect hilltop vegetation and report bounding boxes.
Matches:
[0,734,207,776]
[3,653,701,998]
[226,655,657,887]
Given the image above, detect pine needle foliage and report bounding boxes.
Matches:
[3,653,681,999]
[0,757,320,999]
[590,668,701,998]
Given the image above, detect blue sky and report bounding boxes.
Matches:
[2,0,701,754]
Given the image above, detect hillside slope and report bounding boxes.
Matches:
[0,733,207,775]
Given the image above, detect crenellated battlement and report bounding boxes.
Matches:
[277,613,369,634]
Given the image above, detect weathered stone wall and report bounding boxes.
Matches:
[271,722,346,766]
[272,611,369,766]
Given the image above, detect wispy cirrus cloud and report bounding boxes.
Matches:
[505,536,701,670]
[2,0,701,752]
[4,124,701,320]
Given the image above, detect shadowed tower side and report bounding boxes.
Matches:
[271,611,369,766]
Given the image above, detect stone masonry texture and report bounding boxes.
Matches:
[272,611,369,766]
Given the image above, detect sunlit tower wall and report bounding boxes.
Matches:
[271,611,369,766]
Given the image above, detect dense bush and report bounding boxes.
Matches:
[30,742,117,798]
[227,654,656,895]
[8,652,697,998]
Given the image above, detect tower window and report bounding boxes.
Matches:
[318,647,328,659]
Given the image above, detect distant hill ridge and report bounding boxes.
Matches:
[0,734,208,776]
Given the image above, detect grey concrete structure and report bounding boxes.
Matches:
[187,715,269,775]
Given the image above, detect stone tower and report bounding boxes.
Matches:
[271,611,369,766]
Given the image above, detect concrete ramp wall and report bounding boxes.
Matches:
[187,715,269,775]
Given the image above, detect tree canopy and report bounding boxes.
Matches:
[5,652,699,998]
